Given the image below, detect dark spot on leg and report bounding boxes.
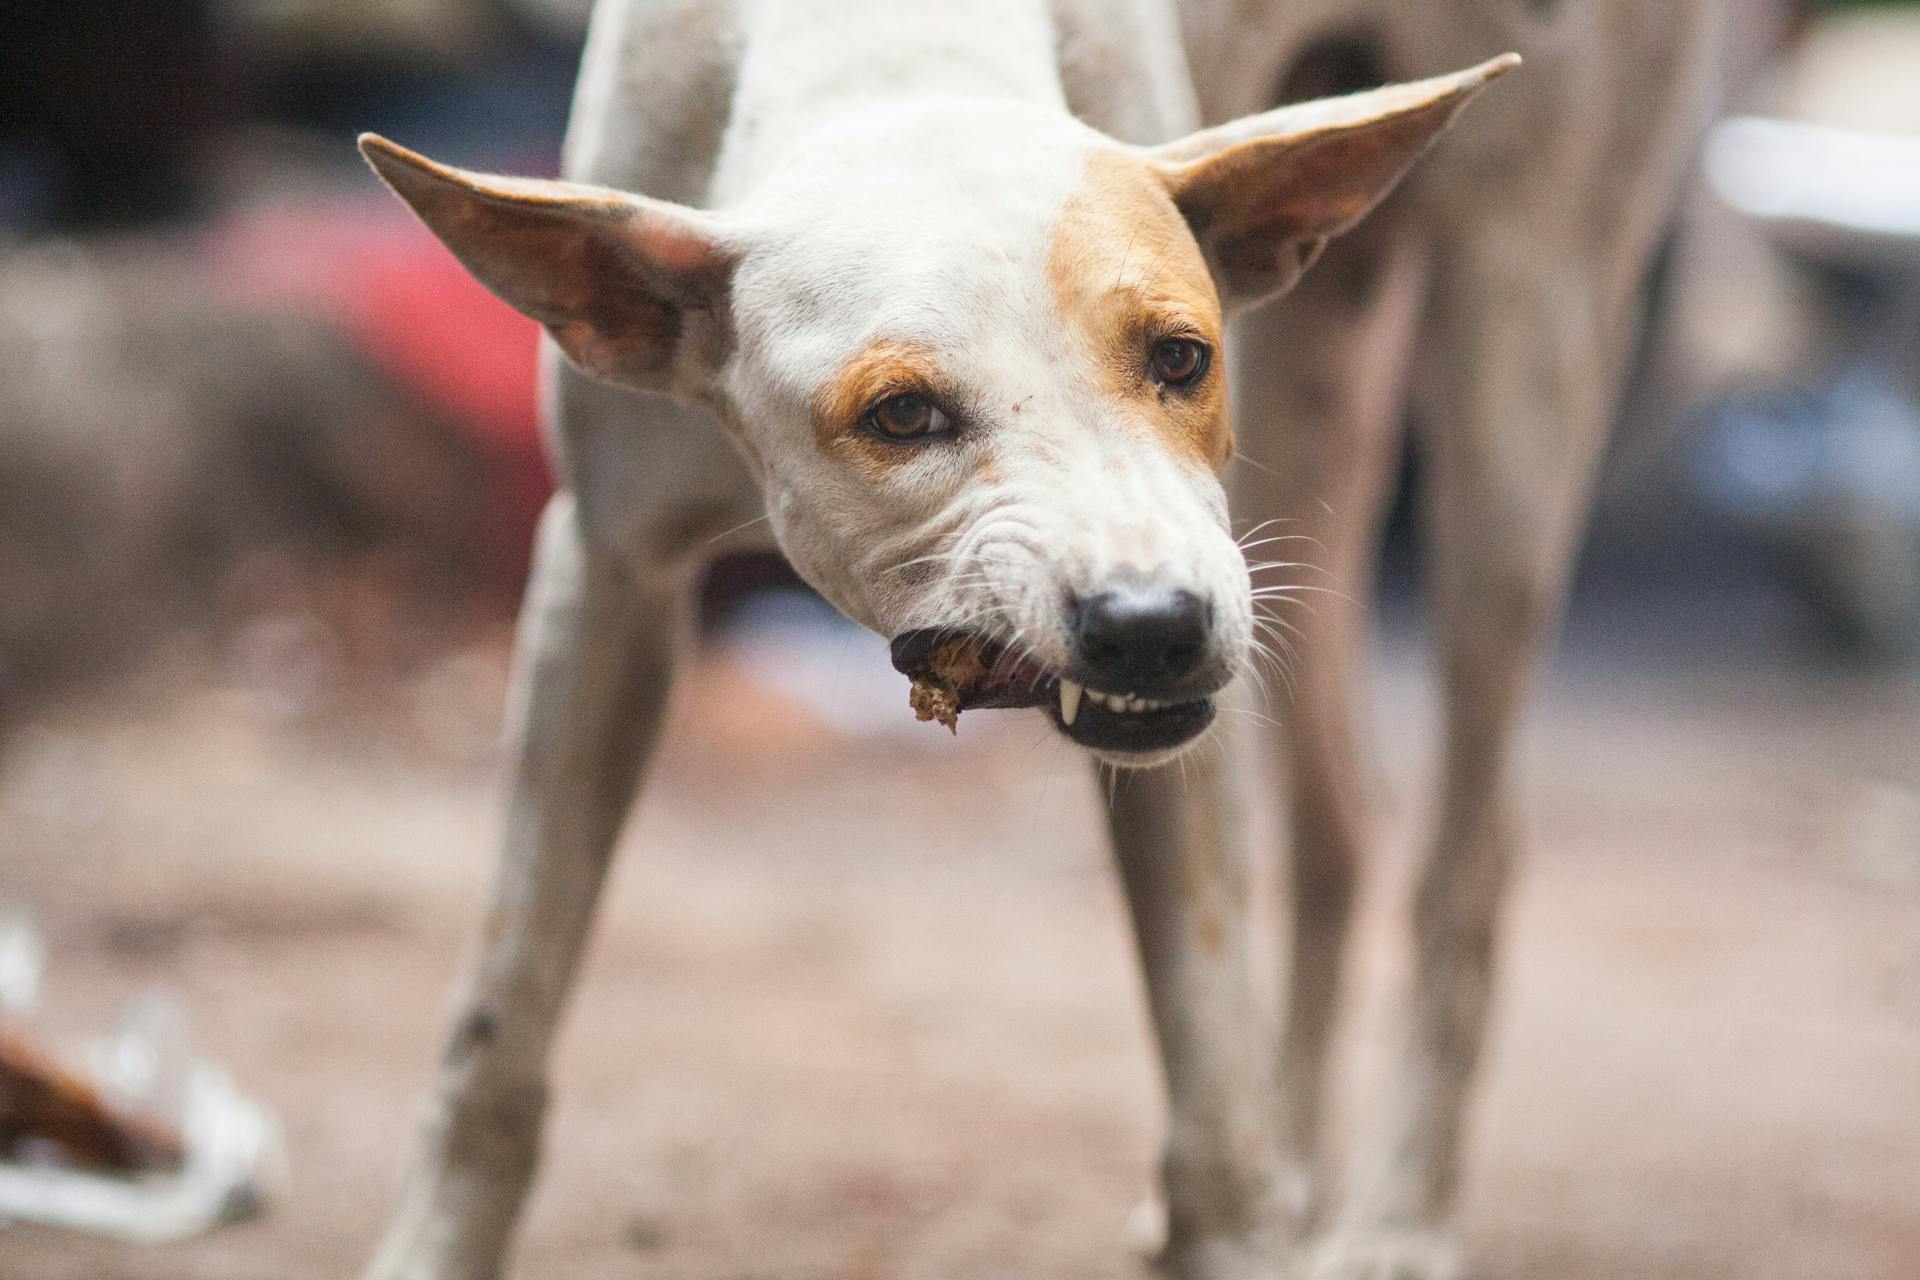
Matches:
[446,1006,498,1066]
[624,1216,670,1252]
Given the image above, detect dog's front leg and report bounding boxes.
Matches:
[363,493,687,1280]
[1103,737,1292,1280]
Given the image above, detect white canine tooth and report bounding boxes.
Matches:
[1060,680,1084,727]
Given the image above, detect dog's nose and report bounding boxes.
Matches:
[1071,574,1212,692]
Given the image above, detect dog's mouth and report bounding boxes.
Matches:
[888,628,1218,757]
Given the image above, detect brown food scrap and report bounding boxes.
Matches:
[907,636,990,734]
[909,676,960,733]
[0,1028,185,1175]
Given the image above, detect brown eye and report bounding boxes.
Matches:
[868,392,950,441]
[1149,337,1209,388]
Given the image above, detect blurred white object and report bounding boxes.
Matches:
[91,996,194,1143]
[0,912,43,1019]
[0,1057,285,1243]
[0,923,286,1243]
[1707,116,1920,261]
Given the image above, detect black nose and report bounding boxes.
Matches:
[1071,574,1212,692]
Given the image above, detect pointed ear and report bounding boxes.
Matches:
[1146,54,1520,309]
[358,134,739,390]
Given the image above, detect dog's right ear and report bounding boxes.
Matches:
[359,134,738,390]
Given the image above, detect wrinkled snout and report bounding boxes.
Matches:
[888,453,1253,765]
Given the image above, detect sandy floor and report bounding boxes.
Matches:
[2,632,1917,1280]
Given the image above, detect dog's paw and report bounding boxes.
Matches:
[1301,1231,1461,1280]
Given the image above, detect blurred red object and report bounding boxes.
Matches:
[218,202,555,583]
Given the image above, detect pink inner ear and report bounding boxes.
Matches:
[643,220,726,276]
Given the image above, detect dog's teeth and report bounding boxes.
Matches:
[1084,690,1165,714]
[1059,680,1083,726]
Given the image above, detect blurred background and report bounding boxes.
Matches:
[0,1,1915,1277]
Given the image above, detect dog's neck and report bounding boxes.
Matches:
[712,0,1068,202]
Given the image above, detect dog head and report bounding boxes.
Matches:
[361,55,1514,765]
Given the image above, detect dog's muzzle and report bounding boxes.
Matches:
[891,573,1227,757]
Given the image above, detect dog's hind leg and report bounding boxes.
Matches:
[1227,215,1430,1219]
[362,489,690,1280]
[1104,741,1292,1280]
[1310,12,1718,1271]
[1312,216,1636,1280]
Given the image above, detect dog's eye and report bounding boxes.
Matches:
[867,392,950,441]
[1149,337,1209,388]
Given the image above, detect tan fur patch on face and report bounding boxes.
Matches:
[811,338,954,479]
[1048,149,1232,472]
[815,340,942,440]
[813,338,946,441]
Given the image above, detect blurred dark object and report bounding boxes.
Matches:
[1597,5,1920,664]
[0,1028,185,1177]
[0,0,579,240]
[0,0,596,746]
[0,209,551,734]
[1687,77,1920,655]
[1694,369,1920,655]
[0,0,230,232]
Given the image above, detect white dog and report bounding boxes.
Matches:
[357,2,1718,1277]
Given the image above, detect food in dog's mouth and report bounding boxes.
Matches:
[889,628,1220,754]
[905,635,987,733]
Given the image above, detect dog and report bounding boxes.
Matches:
[356,1,1719,1277]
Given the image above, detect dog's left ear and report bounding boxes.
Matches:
[1147,54,1520,309]
[358,134,740,391]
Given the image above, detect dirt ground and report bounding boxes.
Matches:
[3,624,1918,1280]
